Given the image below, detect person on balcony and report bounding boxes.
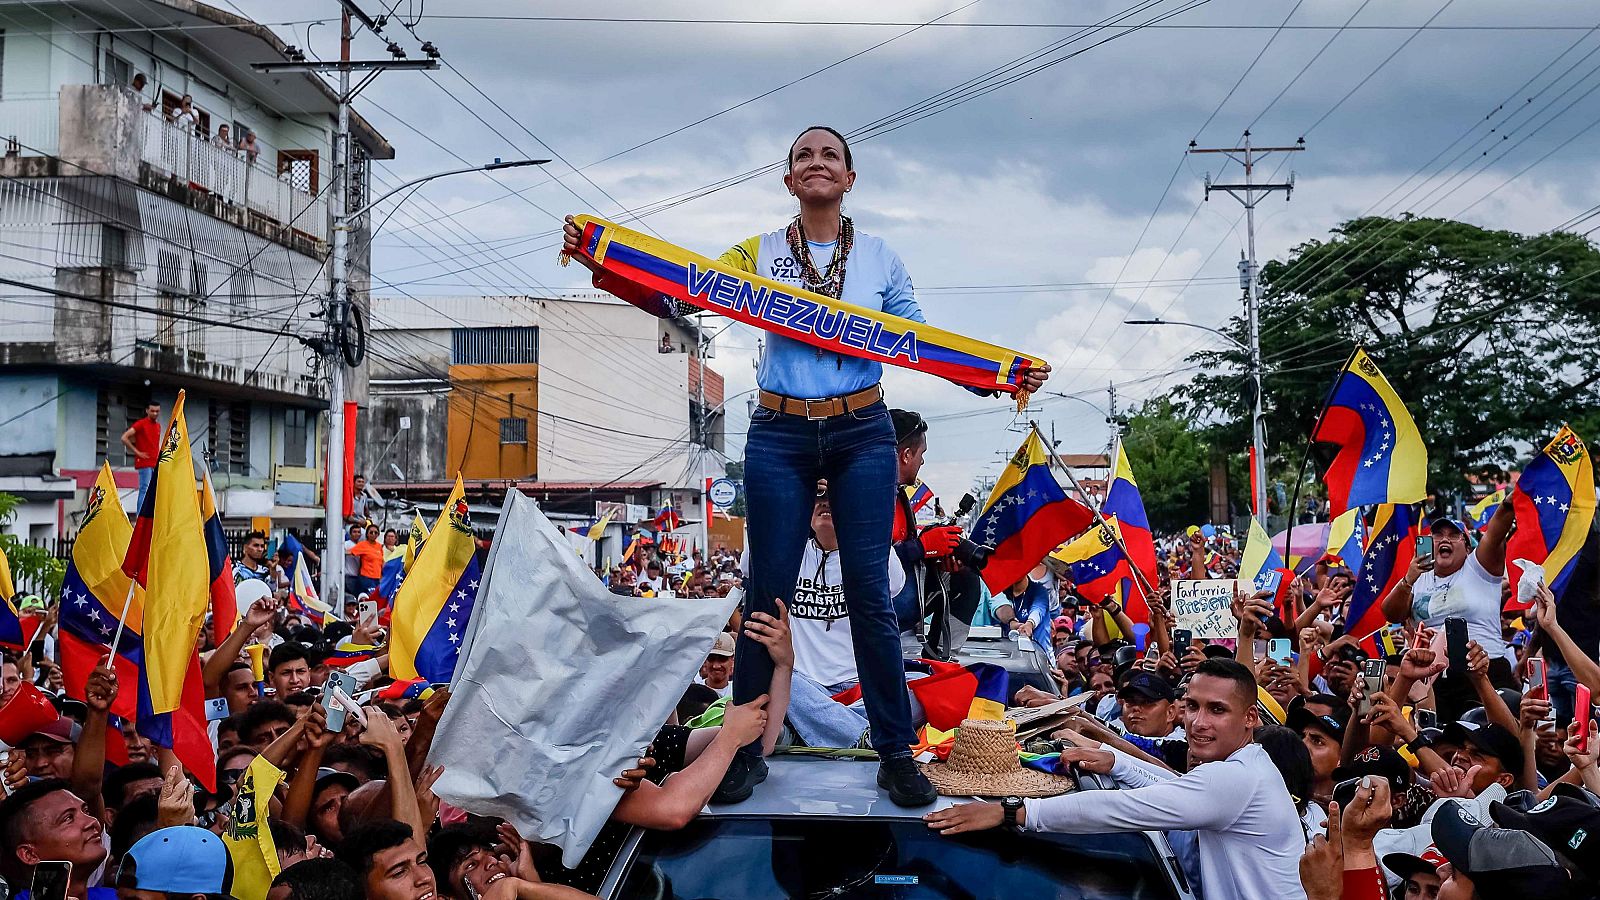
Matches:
[173,94,198,135]
[239,129,261,166]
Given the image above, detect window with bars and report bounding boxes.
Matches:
[499,417,528,445]
[208,401,250,476]
[95,389,140,467]
[451,326,539,365]
[276,149,318,194]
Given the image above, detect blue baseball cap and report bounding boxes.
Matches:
[120,826,235,897]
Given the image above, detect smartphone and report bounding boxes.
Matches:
[323,670,358,734]
[1529,657,1548,698]
[1416,535,1434,558]
[29,861,71,900]
[358,600,379,630]
[1414,708,1438,731]
[1259,570,1284,596]
[1268,638,1293,666]
[1359,659,1386,715]
[1331,775,1368,811]
[204,697,230,722]
[1173,628,1194,651]
[1578,685,1593,754]
[1445,617,1469,676]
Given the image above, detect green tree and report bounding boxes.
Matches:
[1182,215,1600,493]
[1121,397,1212,531]
[0,493,65,599]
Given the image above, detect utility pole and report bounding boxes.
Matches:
[697,315,711,557]
[256,0,439,607]
[1189,131,1303,526]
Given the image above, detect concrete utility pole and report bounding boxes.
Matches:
[1188,132,1303,526]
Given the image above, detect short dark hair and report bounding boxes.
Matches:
[269,818,307,856]
[890,409,928,447]
[109,793,159,860]
[788,124,853,170]
[322,743,386,782]
[677,683,719,723]
[272,858,363,900]
[427,822,498,888]
[1253,724,1313,814]
[269,642,311,673]
[337,819,414,877]
[1193,657,1258,706]
[244,530,267,543]
[238,699,295,744]
[103,760,161,809]
[0,779,73,882]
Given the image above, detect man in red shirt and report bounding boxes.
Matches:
[120,401,161,508]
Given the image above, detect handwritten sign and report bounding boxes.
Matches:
[1172,579,1239,639]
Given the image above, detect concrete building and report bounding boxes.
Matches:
[0,0,391,536]
[362,293,727,557]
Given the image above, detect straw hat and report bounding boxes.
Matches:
[920,718,1074,798]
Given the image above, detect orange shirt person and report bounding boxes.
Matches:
[349,524,384,592]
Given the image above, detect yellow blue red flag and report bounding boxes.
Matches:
[1507,426,1597,606]
[1102,443,1158,621]
[1311,348,1428,517]
[973,432,1095,594]
[1324,507,1367,575]
[390,476,482,683]
[1346,504,1418,638]
[121,390,209,714]
[1051,517,1135,608]
[1469,487,1508,529]
[58,463,142,721]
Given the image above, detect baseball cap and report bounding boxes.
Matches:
[1432,799,1573,894]
[1490,793,1600,881]
[1382,843,1447,883]
[1052,615,1074,632]
[315,767,361,795]
[22,715,81,745]
[1443,721,1526,777]
[707,632,735,659]
[120,826,236,896]
[1334,745,1412,796]
[1288,706,1349,743]
[1117,671,1177,703]
[1429,517,1470,536]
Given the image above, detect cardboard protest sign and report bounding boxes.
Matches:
[1172,579,1239,639]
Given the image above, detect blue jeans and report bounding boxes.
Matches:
[786,670,929,749]
[136,467,154,510]
[738,399,917,758]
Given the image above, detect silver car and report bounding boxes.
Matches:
[598,752,1197,899]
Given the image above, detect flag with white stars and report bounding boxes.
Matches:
[1051,517,1135,611]
[1507,425,1597,607]
[972,432,1095,595]
[1345,504,1417,638]
[390,476,484,683]
[1311,348,1428,518]
[1103,443,1159,621]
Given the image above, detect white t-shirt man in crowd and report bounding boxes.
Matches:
[926,657,1308,900]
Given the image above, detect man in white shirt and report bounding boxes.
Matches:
[926,658,1308,900]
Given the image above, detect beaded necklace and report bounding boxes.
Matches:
[786,214,854,301]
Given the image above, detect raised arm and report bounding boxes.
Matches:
[205,595,276,696]
[1475,500,1513,576]
[614,696,770,831]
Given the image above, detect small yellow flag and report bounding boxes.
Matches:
[223,755,284,900]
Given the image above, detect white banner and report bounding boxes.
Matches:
[1172,579,1239,639]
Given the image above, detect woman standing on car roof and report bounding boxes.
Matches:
[564,126,1049,808]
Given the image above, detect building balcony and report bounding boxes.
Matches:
[0,84,328,254]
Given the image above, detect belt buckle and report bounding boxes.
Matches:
[803,398,830,420]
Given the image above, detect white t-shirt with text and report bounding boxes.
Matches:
[1410,552,1512,663]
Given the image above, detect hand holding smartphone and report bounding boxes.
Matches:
[1416,535,1434,559]
[1268,638,1293,666]
[1173,628,1194,651]
[323,670,358,734]
[1529,657,1548,699]
[1359,659,1386,716]
[1445,617,1469,676]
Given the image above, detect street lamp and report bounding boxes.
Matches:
[319,157,547,606]
[1125,317,1268,525]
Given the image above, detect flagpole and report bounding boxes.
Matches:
[1028,421,1157,608]
[1284,343,1362,547]
[108,578,136,656]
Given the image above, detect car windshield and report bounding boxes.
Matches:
[612,816,1180,899]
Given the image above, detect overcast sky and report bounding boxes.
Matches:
[235,0,1600,495]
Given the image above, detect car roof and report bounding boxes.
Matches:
[705,753,1013,818]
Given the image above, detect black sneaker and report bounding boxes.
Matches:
[711,751,767,804]
[877,756,937,807]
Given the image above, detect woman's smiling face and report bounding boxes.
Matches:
[784,128,855,206]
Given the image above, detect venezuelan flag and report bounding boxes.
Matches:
[973,432,1094,594]
[654,506,681,533]
[199,469,237,649]
[1052,518,1134,607]
[1507,426,1597,606]
[1324,508,1367,575]
[1469,488,1507,529]
[378,512,429,605]
[285,550,329,627]
[390,476,483,683]
[1345,504,1417,639]
[905,480,934,514]
[377,677,432,701]
[585,511,613,542]
[906,660,1010,732]
[1311,348,1428,518]
[1102,443,1158,621]
[0,548,34,652]
[1358,624,1405,660]
[121,390,210,714]
[1240,517,1293,612]
[59,464,142,721]
[620,533,641,567]
[324,640,379,668]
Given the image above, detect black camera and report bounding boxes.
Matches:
[952,536,991,571]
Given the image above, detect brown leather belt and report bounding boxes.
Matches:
[757,385,883,419]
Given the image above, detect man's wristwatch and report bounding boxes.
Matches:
[1001,796,1024,831]
[1404,731,1433,753]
